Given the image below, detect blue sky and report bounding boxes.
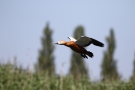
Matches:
[0,0,135,81]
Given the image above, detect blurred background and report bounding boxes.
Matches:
[0,0,135,82]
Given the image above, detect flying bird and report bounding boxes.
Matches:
[55,36,104,59]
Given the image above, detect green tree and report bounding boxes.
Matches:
[35,23,55,75]
[101,29,120,81]
[69,26,88,79]
[130,52,135,80]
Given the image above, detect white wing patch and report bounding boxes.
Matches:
[68,36,77,42]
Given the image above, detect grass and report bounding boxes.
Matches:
[0,62,135,90]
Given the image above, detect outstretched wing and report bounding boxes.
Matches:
[75,36,104,47]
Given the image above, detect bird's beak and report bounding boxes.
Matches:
[55,42,58,44]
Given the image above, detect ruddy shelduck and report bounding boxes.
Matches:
[55,36,104,59]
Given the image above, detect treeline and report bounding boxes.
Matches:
[0,23,135,90]
[34,23,135,81]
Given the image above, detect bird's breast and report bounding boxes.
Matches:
[66,42,86,53]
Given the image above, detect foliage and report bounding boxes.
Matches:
[0,62,135,90]
[69,26,88,79]
[35,23,55,75]
[130,52,135,80]
[101,29,120,81]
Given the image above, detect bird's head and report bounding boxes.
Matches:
[55,40,67,45]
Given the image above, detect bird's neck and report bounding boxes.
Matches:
[64,41,74,47]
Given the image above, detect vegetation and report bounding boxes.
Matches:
[130,52,135,80]
[69,26,88,79]
[101,29,120,81]
[35,23,55,75]
[0,62,135,90]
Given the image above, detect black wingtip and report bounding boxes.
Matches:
[101,43,104,47]
[91,38,104,47]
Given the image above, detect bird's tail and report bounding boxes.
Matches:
[86,51,94,58]
[91,38,104,47]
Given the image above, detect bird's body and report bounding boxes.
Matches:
[64,41,87,53]
[55,36,104,59]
